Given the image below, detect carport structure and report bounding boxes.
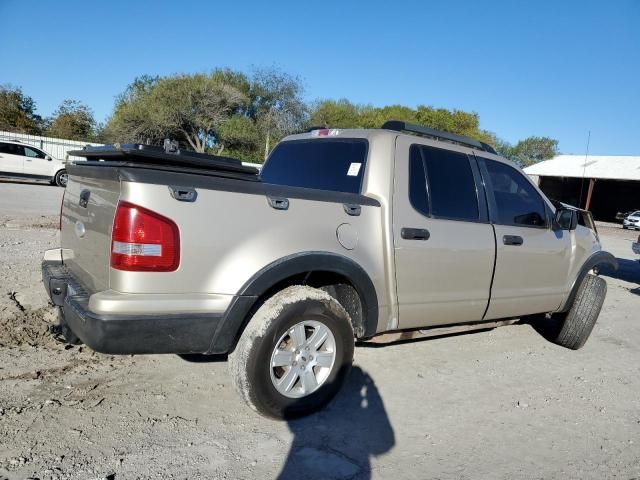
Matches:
[524,155,640,221]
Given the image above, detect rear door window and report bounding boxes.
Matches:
[0,143,21,155]
[408,144,479,222]
[261,139,368,194]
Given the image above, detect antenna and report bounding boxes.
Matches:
[577,131,591,208]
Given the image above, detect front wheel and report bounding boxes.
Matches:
[53,169,68,187]
[228,285,354,419]
[552,274,607,350]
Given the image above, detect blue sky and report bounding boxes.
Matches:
[1,0,638,154]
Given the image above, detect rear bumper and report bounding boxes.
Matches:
[42,257,253,355]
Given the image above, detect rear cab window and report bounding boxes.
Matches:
[261,139,368,194]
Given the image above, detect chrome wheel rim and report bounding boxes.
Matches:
[59,173,68,186]
[269,320,337,399]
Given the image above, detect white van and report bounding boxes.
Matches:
[0,140,68,187]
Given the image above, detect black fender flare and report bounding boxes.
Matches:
[207,252,379,354]
[558,251,618,313]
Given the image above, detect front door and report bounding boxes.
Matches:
[477,156,572,319]
[0,142,24,175]
[22,145,51,177]
[393,136,495,329]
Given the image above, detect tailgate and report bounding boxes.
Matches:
[61,168,120,294]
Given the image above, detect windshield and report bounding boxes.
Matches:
[261,139,368,194]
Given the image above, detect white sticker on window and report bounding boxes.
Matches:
[347,163,362,177]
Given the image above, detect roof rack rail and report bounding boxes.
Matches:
[382,120,497,154]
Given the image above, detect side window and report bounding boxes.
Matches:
[408,144,479,221]
[483,159,547,227]
[424,146,479,221]
[24,147,46,159]
[0,143,18,155]
[408,146,429,216]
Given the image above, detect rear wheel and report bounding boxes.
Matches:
[54,169,68,187]
[553,274,607,350]
[228,285,354,419]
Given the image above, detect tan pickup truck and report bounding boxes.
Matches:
[42,121,617,418]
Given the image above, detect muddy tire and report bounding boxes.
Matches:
[228,285,354,419]
[553,274,607,350]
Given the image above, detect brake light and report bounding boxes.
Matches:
[311,128,341,137]
[111,201,180,272]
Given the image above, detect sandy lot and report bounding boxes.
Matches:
[0,182,639,480]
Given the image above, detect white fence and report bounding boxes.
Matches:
[0,130,102,161]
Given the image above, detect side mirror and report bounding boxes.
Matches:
[555,208,578,231]
[45,155,52,161]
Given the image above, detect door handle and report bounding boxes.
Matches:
[503,235,523,246]
[267,196,289,210]
[401,227,430,240]
[343,203,361,216]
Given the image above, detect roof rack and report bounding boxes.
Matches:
[382,120,497,154]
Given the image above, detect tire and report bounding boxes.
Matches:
[54,169,68,187]
[553,274,607,350]
[228,285,355,419]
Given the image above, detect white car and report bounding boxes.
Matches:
[0,140,68,187]
[623,211,640,230]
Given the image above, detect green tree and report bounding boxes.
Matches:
[249,68,308,159]
[509,136,559,166]
[492,137,515,159]
[309,99,495,145]
[105,68,307,161]
[0,84,43,134]
[104,72,248,152]
[47,99,96,141]
[309,99,365,128]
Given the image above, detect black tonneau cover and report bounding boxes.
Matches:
[68,144,260,177]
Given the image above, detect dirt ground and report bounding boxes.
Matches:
[1,184,639,479]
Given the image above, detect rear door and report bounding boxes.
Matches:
[393,137,496,328]
[0,142,24,175]
[477,156,571,319]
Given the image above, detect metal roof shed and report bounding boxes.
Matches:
[524,155,640,221]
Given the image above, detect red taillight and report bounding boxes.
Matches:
[111,201,180,272]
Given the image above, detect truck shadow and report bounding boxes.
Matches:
[598,258,640,285]
[519,314,561,342]
[278,366,395,480]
